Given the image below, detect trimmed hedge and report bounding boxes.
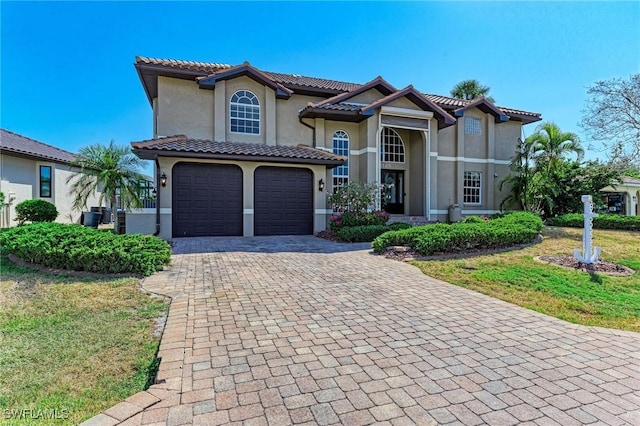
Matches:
[372,211,543,255]
[336,222,412,243]
[546,213,640,231]
[15,199,58,224]
[329,210,389,232]
[0,222,171,276]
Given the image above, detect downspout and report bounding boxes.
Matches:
[299,116,316,147]
[153,157,161,236]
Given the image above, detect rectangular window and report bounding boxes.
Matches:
[464,117,481,135]
[463,171,481,204]
[39,165,52,198]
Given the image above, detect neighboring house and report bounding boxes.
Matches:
[129,56,541,239]
[600,177,640,216]
[0,129,103,226]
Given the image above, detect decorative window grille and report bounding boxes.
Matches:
[463,171,482,204]
[230,90,260,134]
[465,117,481,135]
[332,130,349,189]
[380,127,405,163]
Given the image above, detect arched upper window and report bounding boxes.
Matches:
[380,127,405,163]
[332,130,349,189]
[230,90,260,135]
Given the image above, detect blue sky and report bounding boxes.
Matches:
[2,1,639,173]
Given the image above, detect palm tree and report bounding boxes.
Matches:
[66,141,146,213]
[450,79,495,103]
[526,122,584,171]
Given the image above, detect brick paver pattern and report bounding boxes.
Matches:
[82,236,640,426]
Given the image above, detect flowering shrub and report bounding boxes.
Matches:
[328,182,381,214]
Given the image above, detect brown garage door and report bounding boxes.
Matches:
[172,162,243,237]
[254,166,313,236]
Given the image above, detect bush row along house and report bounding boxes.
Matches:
[128,56,543,238]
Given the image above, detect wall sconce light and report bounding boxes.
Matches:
[151,188,157,199]
[318,179,325,192]
[633,195,637,202]
[160,173,167,187]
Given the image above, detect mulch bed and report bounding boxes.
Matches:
[537,255,635,276]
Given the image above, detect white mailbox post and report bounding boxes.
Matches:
[573,195,601,264]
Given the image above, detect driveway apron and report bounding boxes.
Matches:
[83,236,640,426]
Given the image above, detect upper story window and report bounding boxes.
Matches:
[230,90,260,135]
[463,171,482,204]
[39,165,52,198]
[332,130,349,189]
[381,127,405,163]
[465,117,481,135]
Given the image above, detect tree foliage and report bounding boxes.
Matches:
[450,79,495,103]
[500,122,620,218]
[580,74,640,166]
[66,141,145,211]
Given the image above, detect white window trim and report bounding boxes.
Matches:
[381,127,406,164]
[463,171,482,205]
[229,89,261,136]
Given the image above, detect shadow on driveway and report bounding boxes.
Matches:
[170,235,372,255]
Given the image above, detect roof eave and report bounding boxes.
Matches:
[0,147,74,166]
[299,108,371,123]
[132,148,345,168]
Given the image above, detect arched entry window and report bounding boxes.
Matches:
[332,130,349,189]
[381,127,405,163]
[230,90,260,134]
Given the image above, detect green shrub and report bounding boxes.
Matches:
[329,210,389,232]
[462,215,486,224]
[546,213,640,231]
[0,222,171,276]
[372,211,543,255]
[14,199,58,224]
[335,222,412,243]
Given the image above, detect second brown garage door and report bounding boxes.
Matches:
[254,166,313,236]
[172,162,243,237]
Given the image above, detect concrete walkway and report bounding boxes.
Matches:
[83,236,640,425]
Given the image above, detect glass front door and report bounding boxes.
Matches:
[382,170,404,214]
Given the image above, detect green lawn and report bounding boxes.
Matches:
[412,227,640,332]
[0,255,168,425]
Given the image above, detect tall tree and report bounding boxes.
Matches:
[66,141,145,212]
[450,79,495,103]
[580,74,640,166]
[526,122,584,171]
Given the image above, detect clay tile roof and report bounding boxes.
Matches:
[135,56,541,122]
[136,56,360,93]
[424,93,541,120]
[0,128,76,164]
[136,56,233,74]
[131,136,346,166]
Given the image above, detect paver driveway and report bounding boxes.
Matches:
[84,236,640,426]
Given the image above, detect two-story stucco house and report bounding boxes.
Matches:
[129,57,541,239]
[0,128,103,226]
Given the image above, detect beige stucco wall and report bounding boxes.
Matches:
[150,75,532,221]
[157,76,214,140]
[0,153,102,227]
[130,156,330,239]
[494,121,522,161]
[349,89,387,105]
[276,95,324,147]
